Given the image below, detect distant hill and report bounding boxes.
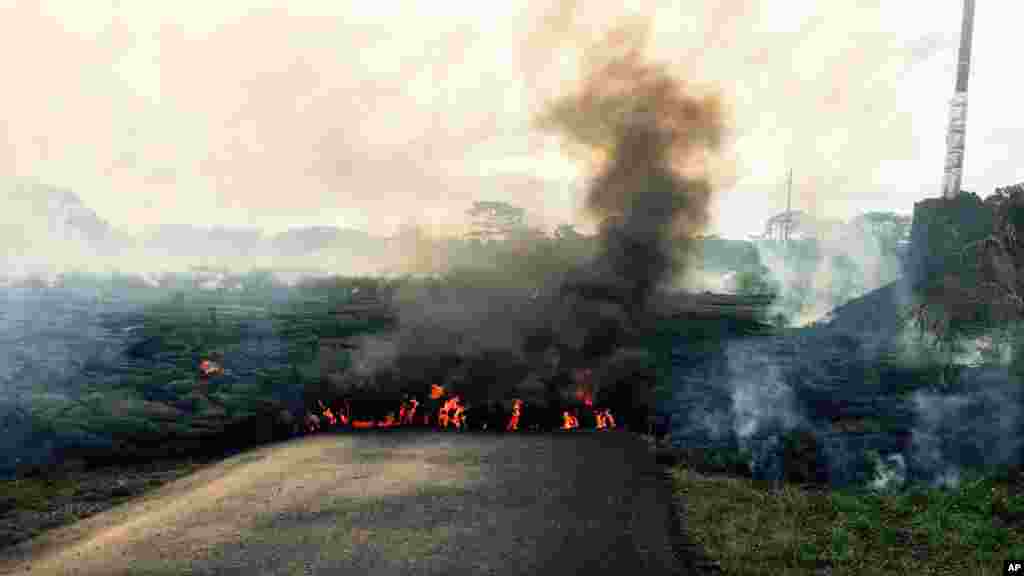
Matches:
[0,179,396,277]
[42,186,125,250]
[269,226,379,257]
[2,180,127,255]
[140,224,270,259]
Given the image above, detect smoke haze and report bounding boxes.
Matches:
[4,2,1023,488]
[5,0,1013,255]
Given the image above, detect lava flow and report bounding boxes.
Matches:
[304,380,618,434]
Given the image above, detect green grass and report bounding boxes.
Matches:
[671,464,1024,575]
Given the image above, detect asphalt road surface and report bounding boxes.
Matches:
[0,431,686,575]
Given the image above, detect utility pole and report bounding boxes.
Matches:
[941,0,976,199]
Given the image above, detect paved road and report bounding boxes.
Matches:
[0,431,686,575]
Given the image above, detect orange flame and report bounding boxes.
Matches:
[562,411,579,430]
[595,409,616,430]
[400,399,419,425]
[455,403,466,429]
[318,401,337,427]
[438,396,466,429]
[506,399,523,431]
[307,394,610,434]
[430,384,445,400]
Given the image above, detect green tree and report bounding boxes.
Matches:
[465,201,527,244]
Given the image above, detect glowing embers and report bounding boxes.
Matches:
[506,399,523,431]
[438,396,466,429]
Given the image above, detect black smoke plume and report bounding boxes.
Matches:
[335,29,728,426]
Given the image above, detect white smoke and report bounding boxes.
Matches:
[728,341,801,439]
[909,370,1022,488]
[755,214,907,326]
[870,453,907,491]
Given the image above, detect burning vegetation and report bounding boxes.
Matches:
[507,399,524,431]
[302,389,616,435]
[297,27,726,436]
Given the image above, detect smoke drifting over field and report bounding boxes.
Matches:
[0,0,955,247]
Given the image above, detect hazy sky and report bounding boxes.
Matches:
[1,0,1020,239]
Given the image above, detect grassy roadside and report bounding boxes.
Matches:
[669,462,1024,575]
